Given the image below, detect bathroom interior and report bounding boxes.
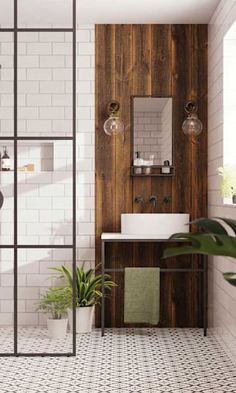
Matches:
[0,0,236,392]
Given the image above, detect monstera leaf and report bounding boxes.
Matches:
[163,217,236,287]
[223,273,236,287]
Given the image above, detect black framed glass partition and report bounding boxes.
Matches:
[0,0,76,356]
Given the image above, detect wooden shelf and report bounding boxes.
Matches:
[131,173,174,177]
[131,165,175,177]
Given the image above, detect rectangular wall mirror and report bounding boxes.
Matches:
[132,96,173,175]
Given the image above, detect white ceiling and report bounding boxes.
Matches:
[79,0,221,24]
[0,0,221,26]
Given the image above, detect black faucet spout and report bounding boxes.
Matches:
[149,195,157,208]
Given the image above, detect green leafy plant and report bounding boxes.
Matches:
[37,286,71,319]
[223,272,236,287]
[218,166,236,197]
[163,217,236,287]
[50,264,117,307]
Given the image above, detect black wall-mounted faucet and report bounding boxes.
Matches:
[134,195,144,204]
[149,195,157,208]
[162,195,171,204]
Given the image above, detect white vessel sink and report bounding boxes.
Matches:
[121,213,190,236]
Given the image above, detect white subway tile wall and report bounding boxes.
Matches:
[134,112,162,164]
[0,26,95,326]
[208,0,236,361]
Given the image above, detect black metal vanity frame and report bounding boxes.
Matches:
[0,0,77,357]
[101,236,208,337]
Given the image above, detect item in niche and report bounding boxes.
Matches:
[27,163,35,172]
[18,166,26,172]
[18,164,35,172]
[161,160,170,174]
[2,147,11,171]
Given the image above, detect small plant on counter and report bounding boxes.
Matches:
[163,217,236,287]
[37,286,71,339]
[50,264,117,333]
[218,166,236,204]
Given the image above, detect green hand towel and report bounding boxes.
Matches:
[124,267,160,325]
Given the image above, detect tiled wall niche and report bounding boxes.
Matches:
[0,142,54,172]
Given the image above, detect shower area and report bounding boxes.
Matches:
[0,0,77,356]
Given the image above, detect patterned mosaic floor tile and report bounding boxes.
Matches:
[0,328,235,392]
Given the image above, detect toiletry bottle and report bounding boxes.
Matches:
[134,151,143,166]
[2,146,11,171]
[161,160,170,174]
[142,154,153,175]
[133,151,142,174]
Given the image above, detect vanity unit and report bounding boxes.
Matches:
[100,214,208,337]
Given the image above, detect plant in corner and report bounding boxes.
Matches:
[50,264,117,333]
[218,166,236,204]
[37,286,71,339]
[162,217,236,287]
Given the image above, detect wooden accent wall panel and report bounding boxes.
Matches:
[95,25,208,328]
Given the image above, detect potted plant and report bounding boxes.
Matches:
[218,166,236,204]
[51,264,116,333]
[37,286,71,339]
[163,217,236,287]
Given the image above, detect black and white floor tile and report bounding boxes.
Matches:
[0,328,236,392]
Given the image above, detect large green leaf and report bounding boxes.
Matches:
[216,218,236,234]
[223,273,236,287]
[163,233,236,258]
[190,217,228,235]
[163,217,236,288]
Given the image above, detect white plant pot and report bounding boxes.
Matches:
[47,318,68,339]
[68,306,94,334]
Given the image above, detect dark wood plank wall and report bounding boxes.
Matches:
[95,25,208,328]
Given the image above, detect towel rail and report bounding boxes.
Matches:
[101,237,208,338]
[105,268,204,273]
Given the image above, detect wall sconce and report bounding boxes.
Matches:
[103,100,125,137]
[182,101,203,136]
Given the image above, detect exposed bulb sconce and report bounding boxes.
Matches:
[182,101,203,136]
[103,100,125,137]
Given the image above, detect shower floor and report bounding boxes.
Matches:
[0,328,236,392]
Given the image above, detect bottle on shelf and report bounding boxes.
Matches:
[2,146,11,171]
[161,160,171,174]
[134,151,143,166]
[133,151,143,174]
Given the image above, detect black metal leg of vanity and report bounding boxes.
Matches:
[203,255,208,336]
[101,240,105,337]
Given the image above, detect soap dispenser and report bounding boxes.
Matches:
[161,160,170,174]
[134,151,143,166]
[133,151,143,174]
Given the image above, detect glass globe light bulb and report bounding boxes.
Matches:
[182,114,203,136]
[103,116,125,136]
